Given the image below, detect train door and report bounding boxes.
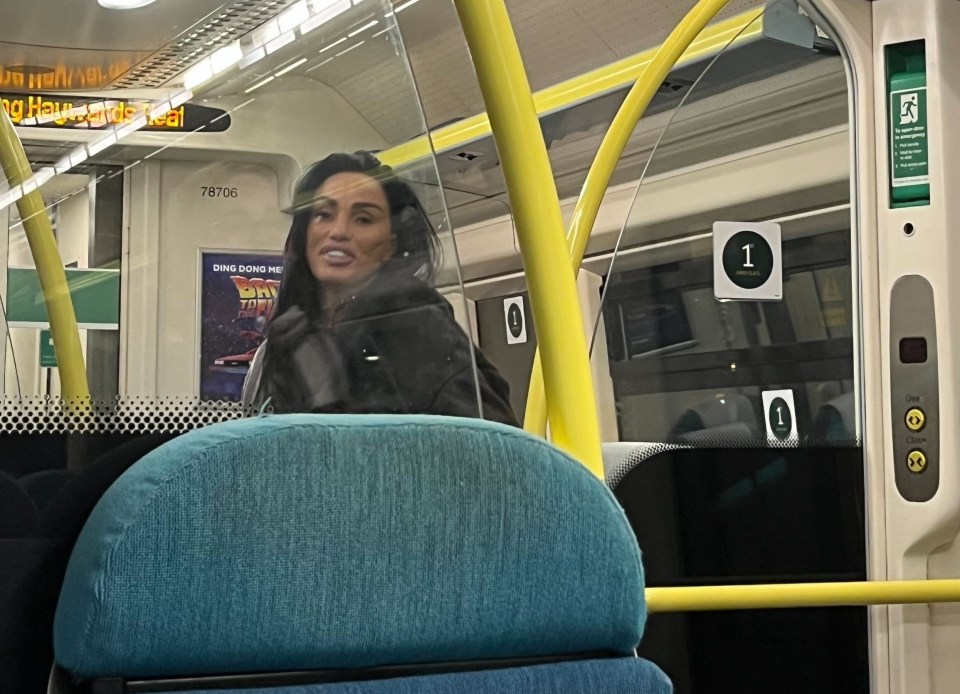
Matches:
[463,2,868,691]
[806,1,960,692]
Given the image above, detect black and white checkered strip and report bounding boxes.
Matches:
[606,442,681,489]
[0,397,257,434]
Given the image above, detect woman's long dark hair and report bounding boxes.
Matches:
[272,151,441,322]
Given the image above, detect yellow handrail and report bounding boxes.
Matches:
[0,110,90,401]
[525,0,739,437]
[452,0,603,478]
[377,10,763,168]
[647,579,960,612]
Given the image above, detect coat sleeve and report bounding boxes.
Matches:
[341,286,521,427]
[428,360,519,427]
[421,314,520,428]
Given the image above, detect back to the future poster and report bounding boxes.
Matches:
[199,252,283,401]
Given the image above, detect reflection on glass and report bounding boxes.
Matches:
[592,7,856,447]
[0,0,503,421]
[0,3,507,691]
[603,230,856,445]
[241,151,516,424]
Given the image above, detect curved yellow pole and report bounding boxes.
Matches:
[0,110,90,400]
[524,0,738,436]
[647,579,960,613]
[452,0,603,478]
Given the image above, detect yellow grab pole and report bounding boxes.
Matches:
[0,110,90,400]
[524,362,548,438]
[452,0,603,478]
[524,0,739,436]
[647,579,960,613]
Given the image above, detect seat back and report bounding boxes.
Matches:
[0,470,38,538]
[18,469,74,513]
[53,415,655,690]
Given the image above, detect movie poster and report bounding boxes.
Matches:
[199,252,283,401]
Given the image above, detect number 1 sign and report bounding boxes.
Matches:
[762,389,798,445]
[713,221,783,302]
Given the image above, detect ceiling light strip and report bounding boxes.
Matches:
[306,57,335,72]
[278,1,310,32]
[335,41,364,57]
[245,75,276,93]
[319,36,348,53]
[347,19,378,37]
[301,0,351,35]
[167,0,373,93]
[275,57,309,77]
[0,90,193,217]
[171,0,371,92]
[115,1,307,88]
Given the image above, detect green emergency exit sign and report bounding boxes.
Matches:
[890,87,928,187]
[887,40,930,208]
[39,329,57,368]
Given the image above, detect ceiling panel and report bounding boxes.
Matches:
[0,0,299,91]
[0,0,767,138]
[0,43,152,92]
[320,0,767,146]
[0,0,226,91]
[0,0,227,52]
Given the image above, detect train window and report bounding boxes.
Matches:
[595,6,856,449]
[590,5,867,692]
[603,230,856,445]
[0,1,871,693]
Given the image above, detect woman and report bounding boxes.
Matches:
[242,152,518,426]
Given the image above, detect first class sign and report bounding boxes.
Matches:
[0,93,231,132]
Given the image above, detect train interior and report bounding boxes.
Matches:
[3,0,949,692]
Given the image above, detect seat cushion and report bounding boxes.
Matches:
[172,658,672,694]
[55,415,646,679]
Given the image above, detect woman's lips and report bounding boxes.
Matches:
[321,249,354,267]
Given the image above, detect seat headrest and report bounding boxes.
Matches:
[54,415,645,679]
[0,470,38,538]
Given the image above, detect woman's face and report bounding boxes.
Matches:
[305,172,395,289]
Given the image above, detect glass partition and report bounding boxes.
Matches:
[0,0,511,428]
[594,5,855,450]
[0,1,869,692]
[0,4,504,691]
[589,3,868,691]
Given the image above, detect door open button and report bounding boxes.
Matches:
[906,408,926,432]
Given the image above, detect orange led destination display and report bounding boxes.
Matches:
[0,93,230,133]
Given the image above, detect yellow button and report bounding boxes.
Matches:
[907,450,928,474]
[906,408,926,432]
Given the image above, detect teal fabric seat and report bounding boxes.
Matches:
[52,415,670,692]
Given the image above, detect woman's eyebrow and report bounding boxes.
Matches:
[351,201,386,212]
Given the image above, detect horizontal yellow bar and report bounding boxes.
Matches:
[647,579,960,613]
[379,8,764,168]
